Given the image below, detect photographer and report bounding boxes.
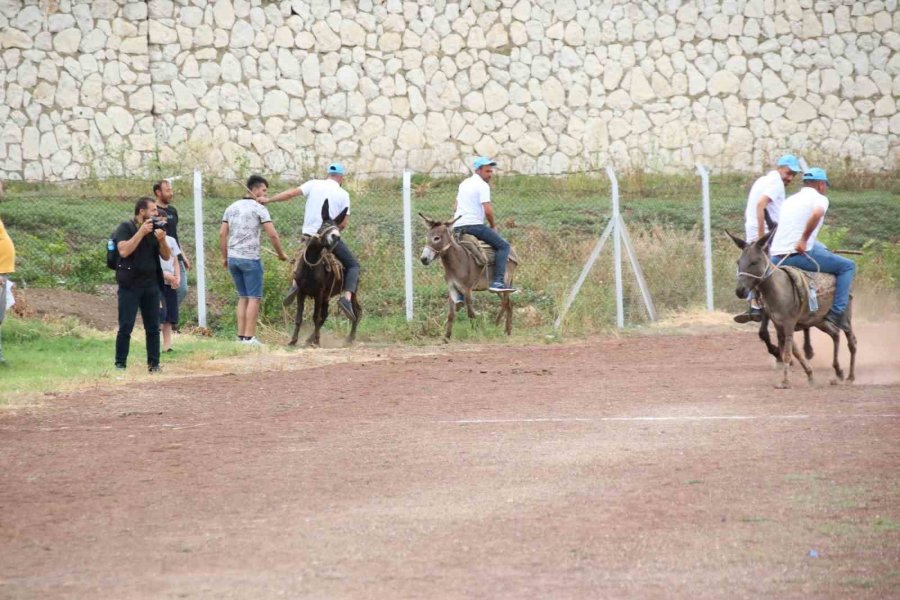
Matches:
[113,198,171,372]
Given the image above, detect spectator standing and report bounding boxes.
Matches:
[219,175,288,345]
[158,227,182,353]
[153,180,192,308]
[0,214,15,364]
[113,198,171,372]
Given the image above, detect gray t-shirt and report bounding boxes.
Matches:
[222,199,272,260]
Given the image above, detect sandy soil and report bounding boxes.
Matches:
[1,323,898,599]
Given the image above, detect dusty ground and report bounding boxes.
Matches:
[1,325,899,599]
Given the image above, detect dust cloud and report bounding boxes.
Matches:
[807,320,900,385]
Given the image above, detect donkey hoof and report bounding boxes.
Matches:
[775,382,791,389]
[288,340,298,347]
[829,378,840,386]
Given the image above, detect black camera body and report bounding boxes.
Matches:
[151,217,167,231]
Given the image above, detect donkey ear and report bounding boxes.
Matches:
[321,198,330,221]
[756,226,776,251]
[725,230,747,250]
[444,215,462,227]
[334,207,348,225]
[418,212,436,227]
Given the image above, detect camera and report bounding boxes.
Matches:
[151,217,167,231]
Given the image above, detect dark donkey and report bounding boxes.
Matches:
[419,214,516,340]
[286,199,361,346]
[728,229,857,388]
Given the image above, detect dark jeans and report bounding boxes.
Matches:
[332,239,360,294]
[774,246,856,315]
[116,284,161,368]
[454,224,511,284]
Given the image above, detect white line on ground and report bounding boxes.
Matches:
[441,414,900,424]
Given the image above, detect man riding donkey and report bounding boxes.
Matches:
[734,154,803,323]
[769,168,856,331]
[263,163,360,322]
[451,156,517,300]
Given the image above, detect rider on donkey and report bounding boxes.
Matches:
[769,168,856,331]
[452,157,516,295]
[734,154,803,323]
[262,163,360,321]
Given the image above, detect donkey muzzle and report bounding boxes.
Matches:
[420,246,436,265]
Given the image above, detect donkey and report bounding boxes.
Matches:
[419,214,517,340]
[286,199,361,346]
[728,229,857,388]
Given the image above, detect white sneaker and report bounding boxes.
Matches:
[242,337,263,346]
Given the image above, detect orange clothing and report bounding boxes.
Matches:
[0,216,15,273]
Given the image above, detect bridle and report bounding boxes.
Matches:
[738,251,819,290]
[426,227,455,256]
[303,224,340,267]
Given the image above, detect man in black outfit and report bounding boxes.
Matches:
[153,179,191,307]
[113,197,171,372]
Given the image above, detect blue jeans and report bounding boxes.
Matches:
[454,224,511,285]
[774,246,856,315]
[228,257,264,298]
[176,256,188,305]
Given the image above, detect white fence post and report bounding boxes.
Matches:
[192,169,207,328]
[697,164,714,312]
[606,165,624,329]
[402,169,414,322]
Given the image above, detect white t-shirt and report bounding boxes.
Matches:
[299,178,351,236]
[159,236,182,277]
[769,187,829,256]
[453,173,491,228]
[222,199,273,260]
[743,170,786,242]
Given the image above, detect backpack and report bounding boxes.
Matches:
[106,221,136,270]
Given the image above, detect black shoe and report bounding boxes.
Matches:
[824,310,849,330]
[115,363,126,370]
[148,365,162,373]
[337,297,356,321]
[733,307,763,324]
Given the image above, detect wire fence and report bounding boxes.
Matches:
[1,168,896,338]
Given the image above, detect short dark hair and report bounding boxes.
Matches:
[152,180,168,197]
[134,196,156,216]
[246,174,268,191]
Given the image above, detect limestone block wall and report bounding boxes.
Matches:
[0,0,897,180]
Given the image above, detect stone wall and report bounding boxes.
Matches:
[0,0,897,180]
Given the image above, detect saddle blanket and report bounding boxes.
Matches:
[782,267,837,310]
[457,234,519,267]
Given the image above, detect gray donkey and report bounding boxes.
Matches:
[419,214,517,340]
[728,229,857,388]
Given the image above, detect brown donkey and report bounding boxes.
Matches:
[285,199,361,346]
[419,214,517,341]
[728,229,857,388]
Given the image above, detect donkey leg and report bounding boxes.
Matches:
[758,314,781,363]
[790,341,814,385]
[465,292,476,319]
[776,324,795,389]
[803,328,814,360]
[289,294,306,346]
[306,296,323,346]
[504,292,513,336]
[346,295,361,344]
[816,321,844,384]
[444,296,456,342]
[846,325,857,383]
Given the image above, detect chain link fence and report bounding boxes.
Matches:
[1,169,896,339]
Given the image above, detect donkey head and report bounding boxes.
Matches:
[317,198,348,251]
[418,213,461,265]
[727,228,775,300]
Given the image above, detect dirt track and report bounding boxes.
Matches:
[1,330,899,599]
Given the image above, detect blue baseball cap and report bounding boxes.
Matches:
[327,163,345,175]
[776,154,802,173]
[473,156,497,170]
[802,167,829,185]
